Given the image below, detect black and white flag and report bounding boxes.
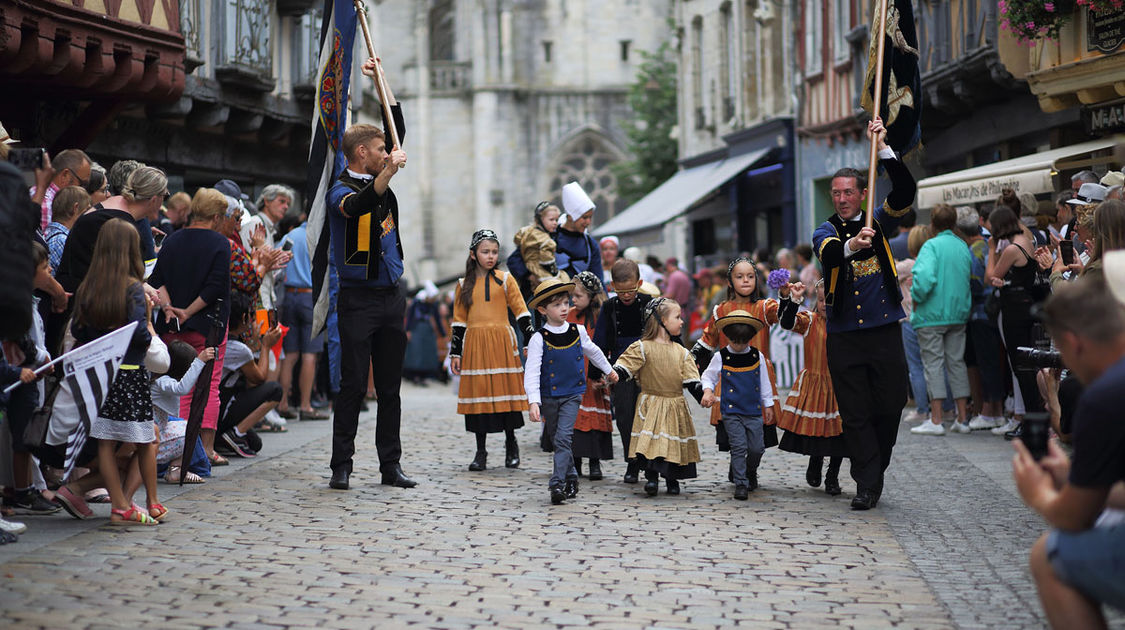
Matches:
[44,322,138,475]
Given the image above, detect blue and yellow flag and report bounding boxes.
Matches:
[306,0,358,337]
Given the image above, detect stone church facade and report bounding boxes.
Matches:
[358,0,673,286]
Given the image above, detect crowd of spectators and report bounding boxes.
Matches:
[0,126,345,534]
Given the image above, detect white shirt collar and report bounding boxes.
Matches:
[346,168,373,181]
[725,345,752,354]
[542,321,570,333]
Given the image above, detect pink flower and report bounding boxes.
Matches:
[1045,2,1055,11]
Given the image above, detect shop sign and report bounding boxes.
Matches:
[1083,98,1125,135]
[1088,8,1125,54]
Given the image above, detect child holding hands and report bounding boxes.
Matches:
[700,311,773,500]
[611,298,705,496]
[524,278,617,504]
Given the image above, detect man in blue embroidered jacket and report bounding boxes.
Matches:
[811,117,916,511]
[325,76,414,492]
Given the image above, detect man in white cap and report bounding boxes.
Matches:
[557,182,603,282]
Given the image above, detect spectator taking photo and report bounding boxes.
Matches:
[1012,271,1125,629]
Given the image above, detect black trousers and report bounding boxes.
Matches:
[331,287,407,474]
[613,379,639,460]
[219,381,282,435]
[826,322,908,494]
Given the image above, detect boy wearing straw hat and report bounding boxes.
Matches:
[525,278,617,504]
[700,310,773,500]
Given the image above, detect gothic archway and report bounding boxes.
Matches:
[545,130,627,227]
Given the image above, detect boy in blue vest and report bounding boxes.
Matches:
[526,278,617,504]
[700,310,773,500]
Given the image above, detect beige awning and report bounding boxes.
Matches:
[915,138,1119,209]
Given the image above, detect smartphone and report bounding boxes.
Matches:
[1059,239,1074,265]
[8,148,45,171]
[1020,412,1050,461]
[281,240,293,252]
[267,308,278,328]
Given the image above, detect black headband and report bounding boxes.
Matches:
[574,271,603,296]
[470,229,499,250]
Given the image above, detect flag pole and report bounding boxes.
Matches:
[353,0,402,155]
[865,0,889,230]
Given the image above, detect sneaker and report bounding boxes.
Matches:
[0,517,27,535]
[8,490,62,515]
[968,415,1003,431]
[950,421,972,434]
[220,429,258,458]
[902,410,929,424]
[991,418,1020,436]
[910,421,946,436]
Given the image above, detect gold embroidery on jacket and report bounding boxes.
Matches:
[851,256,881,278]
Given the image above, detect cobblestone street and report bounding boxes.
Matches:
[0,382,1114,629]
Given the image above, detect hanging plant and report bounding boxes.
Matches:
[998,0,1079,45]
[1077,0,1125,14]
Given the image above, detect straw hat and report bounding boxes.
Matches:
[715,309,766,337]
[0,122,18,145]
[527,277,575,310]
[638,281,660,297]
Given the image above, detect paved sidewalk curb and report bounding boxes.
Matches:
[0,413,338,565]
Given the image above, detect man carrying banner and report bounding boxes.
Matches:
[812,118,916,511]
[326,58,412,491]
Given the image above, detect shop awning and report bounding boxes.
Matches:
[594,147,771,237]
[915,138,1118,209]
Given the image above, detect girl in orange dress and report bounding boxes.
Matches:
[690,258,808,457]
[449,230,535,472]
[567,271,613,480]
[778,281,846,496]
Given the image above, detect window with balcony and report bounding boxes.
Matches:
[180,0,203,72]
[216,0,275,91]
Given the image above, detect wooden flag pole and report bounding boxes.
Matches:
[865,0,889,230]
[353,0,402,155]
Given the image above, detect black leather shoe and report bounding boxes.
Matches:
[824,476,842,496]
[380,465,417,488]
[748,471,759,492]
[505,440,520,469]
[588,459,603,481]
[468,450,487,471]
[550,487,566,505]
[328,468,349,490]
[643,479,659,496]
[806,456,823,488]
[851,490,876,510]
[733,485,749,500]
[665,478,680,495]
[623,461,639,484]
[564,479,579,499]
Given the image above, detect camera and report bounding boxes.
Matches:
[1013,319,1062,371]
[1012,347,1063,371]
[1020,412,1050,460]
[7,148,45,171]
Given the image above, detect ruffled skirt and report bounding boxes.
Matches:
[456,325,528,415]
